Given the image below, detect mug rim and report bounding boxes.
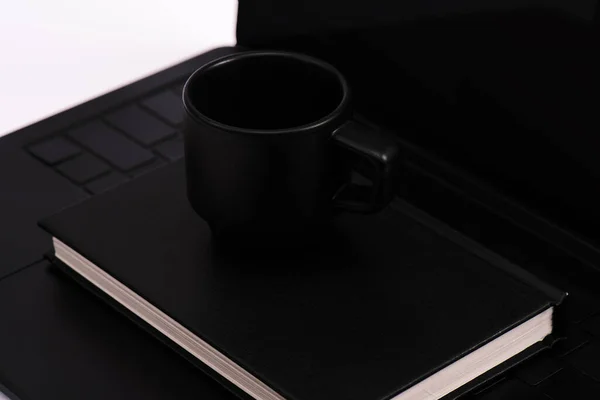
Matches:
[182,51,351,135]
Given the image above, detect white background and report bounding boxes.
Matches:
[0,0,237,137]
[0,1,236,398]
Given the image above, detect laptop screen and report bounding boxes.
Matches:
[237,0,597,44]
[237,1,600,243]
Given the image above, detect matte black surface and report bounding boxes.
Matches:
[183,51,400,245]
[473,378,549,400]
[0,147,87,279]
[237,0,596,44]
[85,171,129,194]
[155,138,184,161]
[0,46,243,400]
[564,343,600,381]
[142,90,185,125]
[41,161,560,400]
[0,47,241,282]
[582,314,600,337]
[513,354,563,386]
[236,3,600,263]
[68,120,155,171]
[548,326,591,358]
[130,158,165,177]
[106,104,176,146]
[188,53,343,130]
[28,137,81,165]
[56,153,110,184]
[2,38,599,400]
[0,261,240,400]
[538,367,600,399]
[560,287,600,324]
[0,7,599,398]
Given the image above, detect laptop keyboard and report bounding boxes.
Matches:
[27,84,184,195]
[23,79,600,400]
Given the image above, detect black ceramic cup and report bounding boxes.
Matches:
[182,51,400,248]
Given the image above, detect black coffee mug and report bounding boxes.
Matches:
[182,51,400,248]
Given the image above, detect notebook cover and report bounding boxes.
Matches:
[40,161,564,400]
[49,255,556,400]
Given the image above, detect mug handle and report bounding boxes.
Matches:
[331,120,401,213]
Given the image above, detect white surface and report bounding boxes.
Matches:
[0,0,237,138]
[0,2,236,398]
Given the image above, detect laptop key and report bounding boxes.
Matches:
[85,172,128,194]
[565,342,600,381]
[28,137,81,165]
[56,153,110,184]
[142,91,184,126]
[68,121,155,171]
[106,105,176,146]
[514,353,563,385]
[155,139,184,161]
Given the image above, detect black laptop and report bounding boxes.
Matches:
[1,1,600,399]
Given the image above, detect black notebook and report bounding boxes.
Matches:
[40,161,564,400]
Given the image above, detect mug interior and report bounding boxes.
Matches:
[185,52,347,132]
